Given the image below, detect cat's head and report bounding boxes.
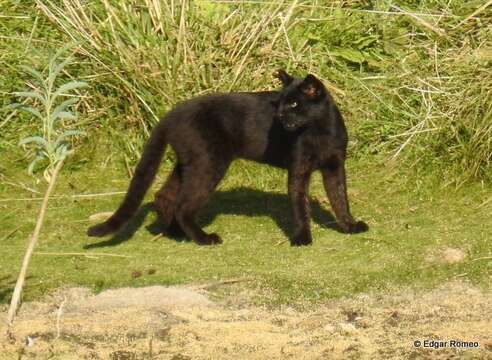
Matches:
[275,70,330,131]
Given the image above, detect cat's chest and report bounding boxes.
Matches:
[256,123,299,167]
[299,133,346,167]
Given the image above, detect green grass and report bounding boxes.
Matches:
[1,145,490,306]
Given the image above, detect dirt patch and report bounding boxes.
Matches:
[441,247,466,264]
[426,246,468,265]
[67,286,213,311]
[1,282,490,359]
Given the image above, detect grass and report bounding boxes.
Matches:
[0,146,490,306]
[0,1,491,307]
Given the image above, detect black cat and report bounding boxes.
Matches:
[87,70,368,246]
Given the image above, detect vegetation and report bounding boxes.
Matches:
[2,0,491,182]
[9,46,87,179]
[5,48,86,329]
[0,1,491,305]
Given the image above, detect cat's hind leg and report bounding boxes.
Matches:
[154,165,184,237]
[174,160,229,245]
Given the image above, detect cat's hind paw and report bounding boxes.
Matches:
[346,221,369,234]
[290,232,313,247]
[196,233,223,246]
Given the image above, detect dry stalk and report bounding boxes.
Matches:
[476,196,492,209]
[191,277,254,291]
[0,191,126,203]
[270,0,297,49]
[150,234,163,241]
[391,5,446,37]
[472,256,492,261]
[6,159,65,336]
[229,1,284,89]
[55,296,67,340]
[35,252,132,258]
[457,0,492,26]
[391,89,434,160]
[0,99,28,129]
[0,226,21,243]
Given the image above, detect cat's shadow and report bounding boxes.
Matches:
[84,187,341,249]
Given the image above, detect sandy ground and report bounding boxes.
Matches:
[0,281,491,359]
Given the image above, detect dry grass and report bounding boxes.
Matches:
[15,0,487,183]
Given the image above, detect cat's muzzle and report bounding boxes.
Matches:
[276,112,298,131]
[281,119,301,131]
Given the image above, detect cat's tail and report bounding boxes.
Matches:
[87,122,168,237]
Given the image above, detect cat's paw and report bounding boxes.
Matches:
[290,232,313,247]
[166,221,185,238]
[345,221,369,234]
[197,233,223,246]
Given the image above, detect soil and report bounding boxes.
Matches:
[0,281,490,359]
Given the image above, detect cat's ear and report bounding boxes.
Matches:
[275,69,294,87]
[299,74,325,99]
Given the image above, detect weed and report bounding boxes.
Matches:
[5,46,87,331]
[8,46,87,180]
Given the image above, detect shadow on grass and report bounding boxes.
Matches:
[84,187,340,249]
[84,203,156,249]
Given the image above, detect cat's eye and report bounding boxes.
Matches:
[289,101,298,108]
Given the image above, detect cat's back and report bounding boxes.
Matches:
[163,91,278,134]
[169,91,277,117]
[162,91,280,160]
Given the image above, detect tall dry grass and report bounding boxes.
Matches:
[8,0,491,183]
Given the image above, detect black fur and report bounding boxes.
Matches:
[87,71,368,246]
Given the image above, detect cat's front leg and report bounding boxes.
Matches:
[288,164,313,246]
[321,161,368,234]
